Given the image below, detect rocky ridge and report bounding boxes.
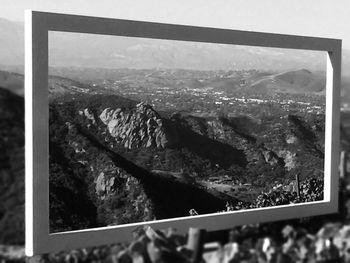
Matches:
[50,118,156,231]
[77,100,324,180]
[81,102,178,150]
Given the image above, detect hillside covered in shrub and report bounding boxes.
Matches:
[47,91,325,232]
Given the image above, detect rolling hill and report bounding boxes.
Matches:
[0,70,93,97]
[248,69,326,95]
[0,71,24,96]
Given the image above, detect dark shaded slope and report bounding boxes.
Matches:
[177,123,247,169]
[168,116,248,168]
[0,87,24,244]
[77,125,229,218]
[49,141,98,232]
[219,116,257,144]
[341,111,350,152]
[288,115,324,158]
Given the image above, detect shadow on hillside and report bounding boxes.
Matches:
[169,119,248,169]
[78,126,230,219]
[288,115,324,158]
[220,116,257,144]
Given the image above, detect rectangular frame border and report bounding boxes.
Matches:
[25,10,342,255]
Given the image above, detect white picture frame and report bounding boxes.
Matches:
[25,10,341,256]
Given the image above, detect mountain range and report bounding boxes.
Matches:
[0,17,350,75]
[2,67,349,104]
[1,17,349,102]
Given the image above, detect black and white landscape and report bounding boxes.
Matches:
[45,33,329,233]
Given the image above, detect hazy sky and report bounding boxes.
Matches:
[1,0,349,49]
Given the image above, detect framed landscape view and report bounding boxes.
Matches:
[25,10,341,255]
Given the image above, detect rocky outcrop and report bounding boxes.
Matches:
[98,102,178,149]
[95,172,116,200]
[279,150,298,171]
[286,134,298,144]
[78,108,96,129]
[261,150,280,166]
